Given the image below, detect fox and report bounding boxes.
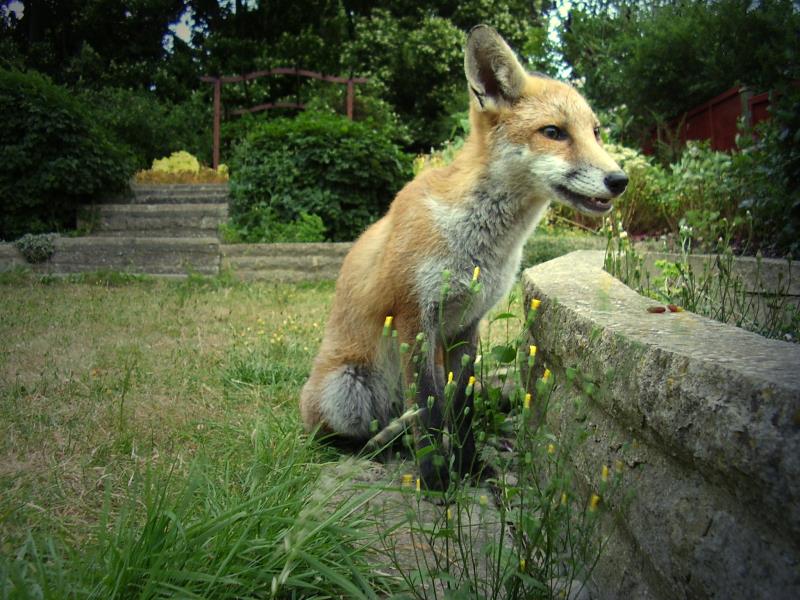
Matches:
[300,25,627,490]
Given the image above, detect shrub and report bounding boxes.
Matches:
[733,89,800,258]
[603,140,741,245]
[81,87,213,170]
[229,111,413,241]
[134,151,228,185]
[14,233,57,263]
[219,208,326,244]
[0,69,132,240]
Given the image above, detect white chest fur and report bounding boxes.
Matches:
[416,187,549,336]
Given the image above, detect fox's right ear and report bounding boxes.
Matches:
[464,25,527,111]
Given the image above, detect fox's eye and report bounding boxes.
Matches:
[541,125,567,141]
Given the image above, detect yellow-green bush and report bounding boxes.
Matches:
[134,152,228,184]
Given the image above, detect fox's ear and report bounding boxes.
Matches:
[464,25,527,111]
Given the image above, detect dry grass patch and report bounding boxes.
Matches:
[0,274,334,552]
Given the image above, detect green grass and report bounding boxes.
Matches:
[0,273,394,598]
[0,270,615,599]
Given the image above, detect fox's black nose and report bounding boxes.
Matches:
[604,171,628,196]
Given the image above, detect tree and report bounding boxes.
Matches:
[561,0,800,145]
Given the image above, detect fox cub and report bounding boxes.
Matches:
[300,25,627,490]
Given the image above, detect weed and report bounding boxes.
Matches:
[604,213,799,342]
[366,272,621,598]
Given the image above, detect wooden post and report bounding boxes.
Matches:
[346,79,354,120]
[213,78,221,169]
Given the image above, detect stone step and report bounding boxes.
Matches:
[110,183,230,205]
[220,242,353,258]
[220,243,352,282]
[88,203,228,237]
[35,237,220,276]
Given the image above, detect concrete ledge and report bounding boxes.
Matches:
[40,237,219,276]
[0,243,27,271]
[221,243,352,282]
[641,251,800,297]
[522,250,800,600]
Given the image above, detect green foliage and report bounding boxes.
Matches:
[82,87,212,170]
[0,69,132,240]
[563,0,800,142]
[601,140,741,245]
[229,111,413,241]
[13,233,57,264]
[733,89,800,257]
[522,232,606,267]
[373,285,621,597]
[220,209,326,244]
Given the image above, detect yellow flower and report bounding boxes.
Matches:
[601,464,609,482]
[529,345,537,357]
[384,315,393,328]
[447,371,454,384]
[524,393,531,410]
[547,443,555,455]
[530,298,542,311]
[416,478,421,493]
[468,375,476,386]
[446,508,452,521]
[543,368,552,382]
[401,474,413,488]
[589,494,601,512]
[472,265,481,282]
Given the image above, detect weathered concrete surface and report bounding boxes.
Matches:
[0,243,27,271]
[522,250,800,600]
[35,237,220,276]
[641,252,800,297]
[86,203,228,237]
[221,243,353,282]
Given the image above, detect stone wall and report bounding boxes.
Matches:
[0,240,353,281]
[641,252,800,305]
[522,250,800,600]
[220,243,353,282]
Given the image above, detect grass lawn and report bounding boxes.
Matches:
[0,265,606,599]
[0,272,400,598]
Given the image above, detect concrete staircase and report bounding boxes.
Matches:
[70,183,229,277]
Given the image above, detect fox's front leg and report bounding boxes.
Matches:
[416,339,450,491]
[415,321,480,491]
[444,322,480,477]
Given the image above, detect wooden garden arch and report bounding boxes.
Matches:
[200,68,368,168]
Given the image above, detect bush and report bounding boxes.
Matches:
[733,89,800,258]
[229,111,413,241]
[219,208,326,244]
[81,87,212,170]
[0,69,133,240]
[602,140,741,246]
[14,233,57,263]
